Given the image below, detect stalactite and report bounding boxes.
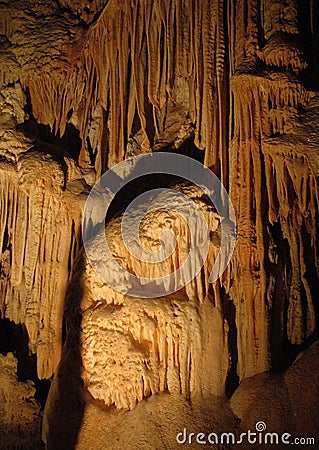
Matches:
[80,298,205,410]
[0,150,84,379]
[264,147,318,344]
[229,61,317,377]
[20,0,228,173]
[212,0,228,187]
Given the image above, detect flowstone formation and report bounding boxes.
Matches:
[0,0,318,449]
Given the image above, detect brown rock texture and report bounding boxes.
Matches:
[0,352,42,448]
[0,0,318,448]
[230,340,319,449]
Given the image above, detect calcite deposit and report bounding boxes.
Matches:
[0,0,318,449]
[0,352,42,448]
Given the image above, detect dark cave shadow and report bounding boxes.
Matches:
[0,317,50,410]
[104,138,206,225]
[268,218,319,372]
[45,252,86,450]
[19,87,82,164]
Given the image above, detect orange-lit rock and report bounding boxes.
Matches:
[0,0,318,448]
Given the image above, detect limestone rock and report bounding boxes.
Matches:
[230,341,319,449]
[0,352,42,449]
[0,0,318,448]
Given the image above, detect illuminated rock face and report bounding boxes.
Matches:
[78,183,230,410]
[0,0,318,448]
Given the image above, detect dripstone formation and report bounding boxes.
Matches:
[0,1,318,448]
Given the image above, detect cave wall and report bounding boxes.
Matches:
[0,0,318,448]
